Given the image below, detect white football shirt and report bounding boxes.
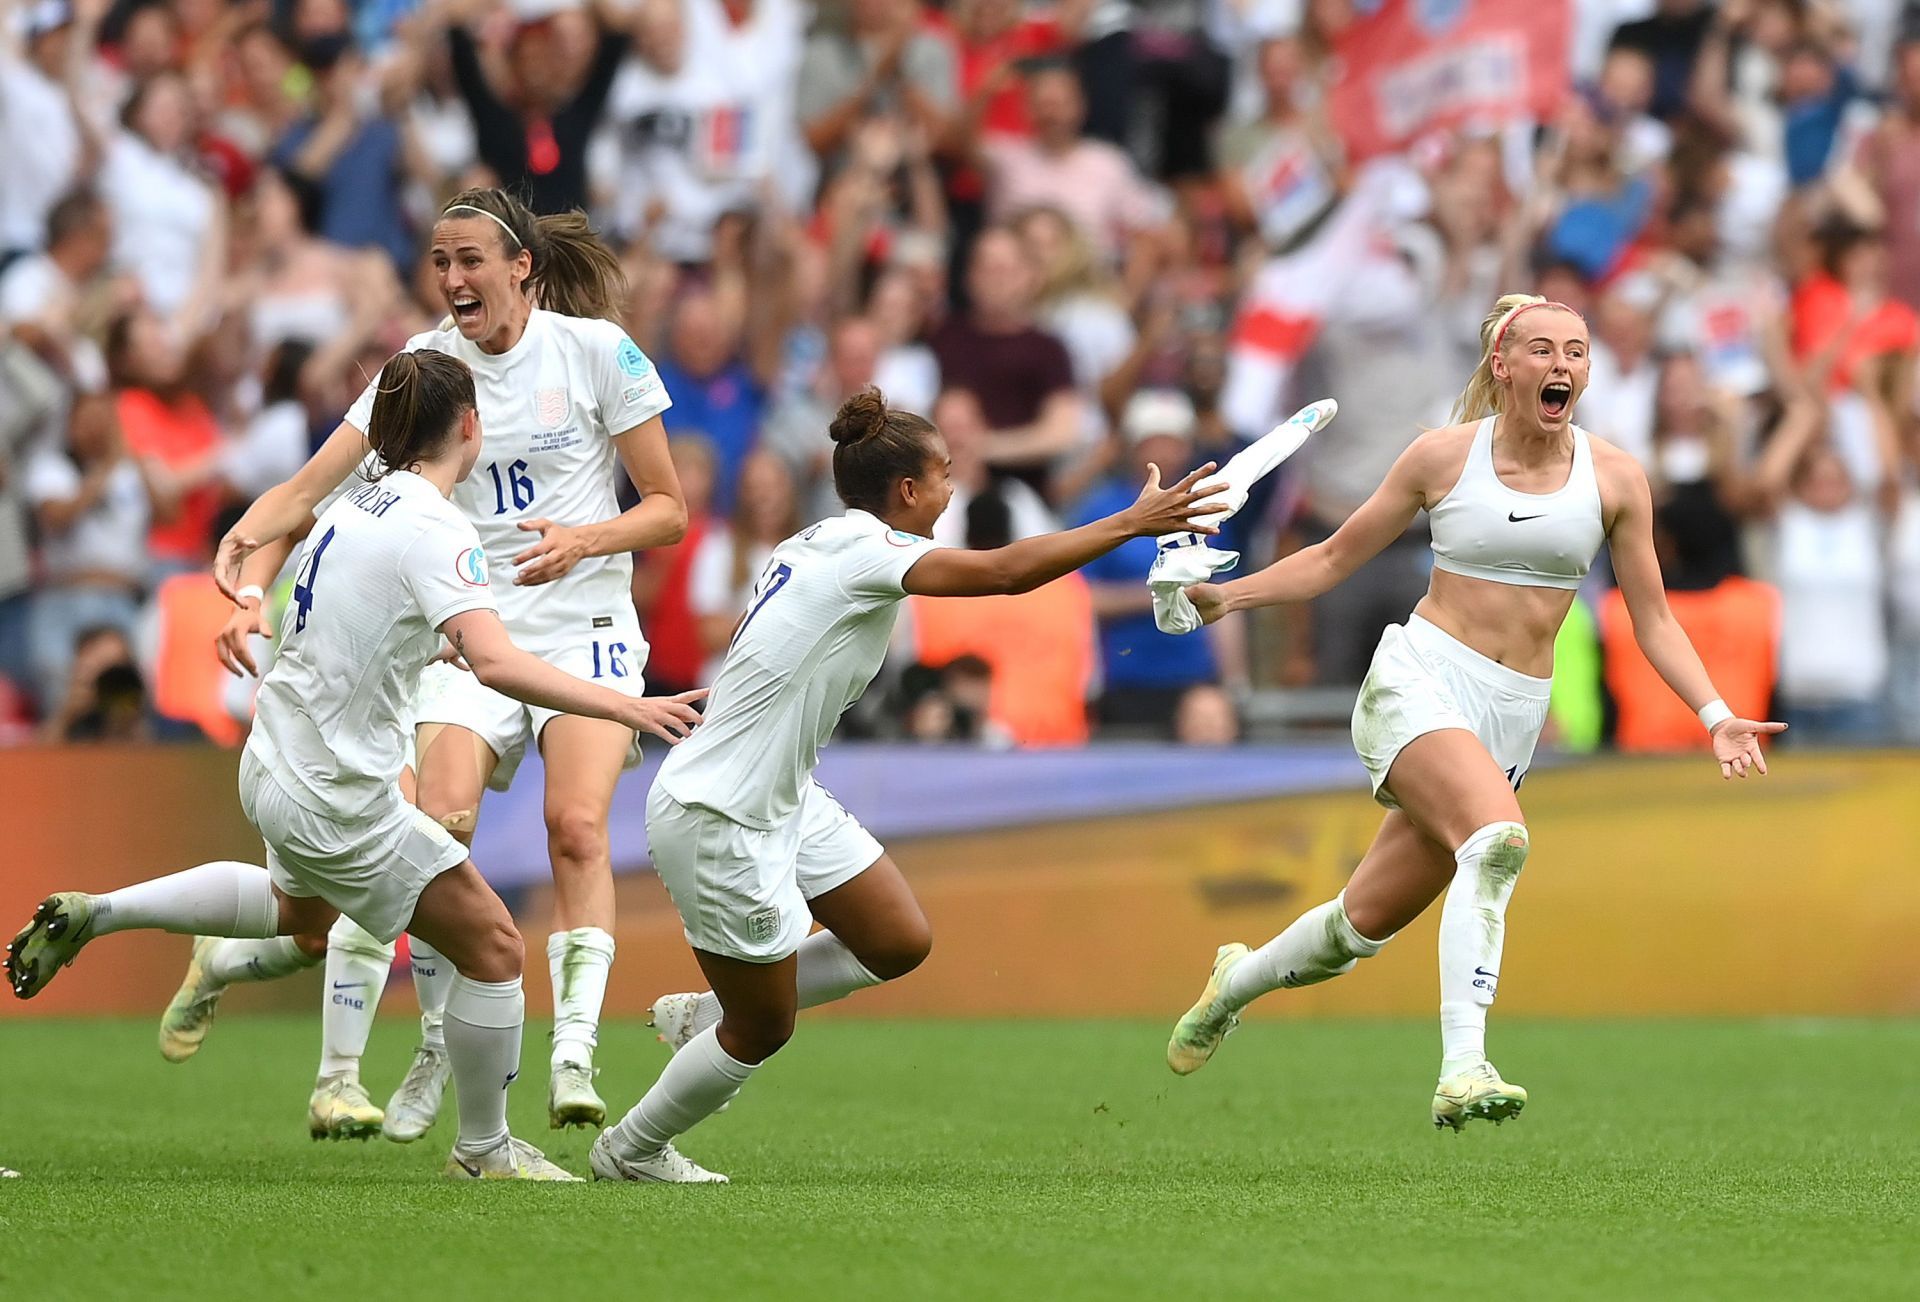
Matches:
[658,510,942,828]
[344,309,671,648]
[250,471,498,816]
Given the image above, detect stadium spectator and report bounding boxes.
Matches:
[105,306,225,578]
[0,187,113,390]
[796,0,957,177]
[0,0,84,269]
[37,622,150,741]
[653,284,768,511]
[1073,388,1218,733]
[762,315,886,522]
[633,433,721,696]
[23,390,151,712]
[866,265,942,413]
[928,226,1080,493]
[687,448,798,683]
[1015,204,1135,430]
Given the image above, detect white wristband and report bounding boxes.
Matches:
[1698,699,1733,734]
[235,585,265,605]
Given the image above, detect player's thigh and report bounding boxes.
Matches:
[1382,728,1523,850]
[408,861,523,983]
[806,856,930,978]
[1341,810,1459,940]
[538,713,632,840]
[414,722,499,835]
[271,885,339,939]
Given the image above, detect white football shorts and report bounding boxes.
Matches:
[645,779,885,963]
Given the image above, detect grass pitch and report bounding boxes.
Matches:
[1,1015,1915,1300]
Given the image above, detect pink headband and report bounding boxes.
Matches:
[1493,300,1584,357]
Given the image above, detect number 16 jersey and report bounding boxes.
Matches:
[344,309,672,649]
[658,510,942,830]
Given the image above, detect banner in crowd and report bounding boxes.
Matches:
[1328,0,1573,162]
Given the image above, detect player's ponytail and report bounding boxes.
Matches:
[1451,293,1547,424]
[437,187,626,324]
[365,349,476,478]
[830,388,937,514]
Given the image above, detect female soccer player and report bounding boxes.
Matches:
[1164,294,1784,1129]
[7,350,703,1180]
[162,188,684,1140]
[587,389,1227,1183]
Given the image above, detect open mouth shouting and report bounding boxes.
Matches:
[1540,381,1573,420]
[451,294,485,329]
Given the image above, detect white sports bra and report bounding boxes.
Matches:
[1428,417,1605,591]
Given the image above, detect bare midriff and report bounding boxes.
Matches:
[1413,568,1578,680]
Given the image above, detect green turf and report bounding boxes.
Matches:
[1,1015,1916,1300]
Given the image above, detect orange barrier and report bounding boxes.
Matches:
[6,746,1919,1020]
[1601,577,1779,753]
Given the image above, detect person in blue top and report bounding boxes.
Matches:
[1073,389,1221,732]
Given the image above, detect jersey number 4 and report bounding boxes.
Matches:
[734,562,793,642]
[290,525,337,632]
[486,460,536,514]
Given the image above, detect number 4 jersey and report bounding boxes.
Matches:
[658,510,942,830]
[251,471,498,817]
[344,309,673,649]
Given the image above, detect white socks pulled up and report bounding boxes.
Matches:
[1221,893,1387,1008]
[91,861,278,938]
[683,930,886,1038]
[548,927,615,1070]
[610,1026,754,1159]
[318,915,395,1080]
[201,936,321,986]
[444,975,525,1156]
[409,937,454,1053]
[1438,822,1530,1075]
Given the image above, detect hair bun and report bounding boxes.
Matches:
[829,388,891,446]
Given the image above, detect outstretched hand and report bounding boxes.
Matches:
[1123,463,1228,539]
[621,689,708,744]
[513,519,592,586]
[1712,716,1787,779]
[212,532,262,604]
[214,599,272,678]
[1183,582,1231,626]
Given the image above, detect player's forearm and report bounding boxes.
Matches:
[1634,613,1721,714]
[227,479,330,550]
[466,643,633,723]
[1216,545,1341,613]
[237,534,296,592]
[581,493,688,556]
[987,516,1133,595]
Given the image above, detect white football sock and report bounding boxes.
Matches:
[445,975,525,1156]
[408,937,453,1053]
[318,915,395,1081]
[1438,822,1530,1076]
[1221,893,1387,1009]
[609,1026,754,1158]
[684,930,885,1034]
[547,927,615,1070]
[202,936,320,986]
[91,861,277,937]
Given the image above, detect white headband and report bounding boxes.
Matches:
[442,204,522,249]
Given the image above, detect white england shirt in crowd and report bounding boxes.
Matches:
[97,131,214,315]
[345,309,671,647]
[22,448,149,584]
[658,510,942,830]
[0,45,81,253]
[250,471,498,817]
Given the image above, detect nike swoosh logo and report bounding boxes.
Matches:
[453,1156,481,1177]
[1474,967,1498,978]
[1507,512,1545,523]
[331,981,366,989]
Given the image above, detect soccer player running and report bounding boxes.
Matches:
[7,350,704,1180]
[1164,295,1785,1129]
[164,188,684,1140]
[586,389,1227,1183]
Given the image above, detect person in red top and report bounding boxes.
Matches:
[1790,223,1920,393]
[634,434,721,696]
[105,306,226,577]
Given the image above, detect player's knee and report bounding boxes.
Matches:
[1468,821,1530,882]
[862,919,932,981]
[460,917,523,984]
[292,932,330,961]
[719,1006,795,1063]
[544,805,608,870]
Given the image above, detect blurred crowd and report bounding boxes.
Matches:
[2,0,1919,749]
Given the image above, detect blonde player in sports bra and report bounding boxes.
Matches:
[1164,294,1785,1130]
[584,389,1228,1183]
[159,188,685,1140]
[8,350,704,1181]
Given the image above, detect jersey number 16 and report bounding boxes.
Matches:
[486,460,536,514]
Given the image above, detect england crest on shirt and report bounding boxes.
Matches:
[535,387,569,429]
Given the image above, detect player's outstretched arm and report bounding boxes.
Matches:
[1186,434,1432,625]
[215,422,369,599]
[1605,448,1785,779]
[902,464,1227,598]
[440,609,705,744]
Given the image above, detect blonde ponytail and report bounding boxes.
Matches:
[1450,293,1549,424]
